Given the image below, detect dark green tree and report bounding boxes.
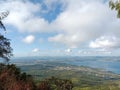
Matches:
[109,0,120,18]
[0,35,13,62]
[0,11,12,62]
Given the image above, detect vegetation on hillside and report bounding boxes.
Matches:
[0,64,73,90]
[0,64,35,90]
[19,61,120,90]
[1,63,120,90]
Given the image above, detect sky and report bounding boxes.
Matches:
[0,0,120,57]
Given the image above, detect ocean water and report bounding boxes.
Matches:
[65,57,120,74]
[10,56,120,74]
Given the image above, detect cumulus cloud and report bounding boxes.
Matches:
[78,49,112,55]
[22,35,35,44]
[0,0,51,32]
[48,0,120,48]
[65,48,72,53]
[1,0,120,50]
[48,33,83,48]
[32,48,40,53]
[89,36,119,50]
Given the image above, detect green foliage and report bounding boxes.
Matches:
[0,34,13,62]
[0,64,36,90]
[73,83,120,90]
[109,0,120,18]
[37,76,73,90]
[0,11,13,62]
[20,62,120,90]
[0,62,120,90]
[0,64,74,90]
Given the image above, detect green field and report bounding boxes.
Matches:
[18,60,120,90]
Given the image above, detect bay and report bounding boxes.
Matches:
[10,56,120,74]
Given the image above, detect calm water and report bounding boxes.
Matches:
[67,59,120,74]
[10,56,120,74]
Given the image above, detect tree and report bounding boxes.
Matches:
[0,64,36,90]
[37,77,73,90]
[0,35,13,62]
[109,0,120,18]
[0,11,12,62]
[0,11,9,31]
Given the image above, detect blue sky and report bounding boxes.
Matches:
[0,0,120,57]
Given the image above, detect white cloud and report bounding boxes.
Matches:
[89,36,119,49]
[78,49,112,55]
[65,48,72,53]
[48,0,120,48]
[22,35,35,44]
[0,0,51,32]
[1,0,120,50]
[48,33,84,48]
[32,48,40,53]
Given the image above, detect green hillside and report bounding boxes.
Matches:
[18,61,120,90]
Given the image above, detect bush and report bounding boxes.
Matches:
[0,64,36,90]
